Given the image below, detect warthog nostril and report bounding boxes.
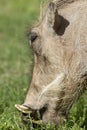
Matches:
[29,32,38,43]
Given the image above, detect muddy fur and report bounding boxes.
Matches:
[16,0,87,125]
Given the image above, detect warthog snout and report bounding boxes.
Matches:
[15,0,87,126]
[15,104,47,125]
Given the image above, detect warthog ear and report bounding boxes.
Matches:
[44,2,60,33]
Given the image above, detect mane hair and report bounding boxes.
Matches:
[53,0,80,9]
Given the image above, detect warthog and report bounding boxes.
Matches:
[15,0,87,125]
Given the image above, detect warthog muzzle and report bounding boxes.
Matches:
[15,104,47,125]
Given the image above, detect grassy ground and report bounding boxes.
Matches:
[0,0,87,130]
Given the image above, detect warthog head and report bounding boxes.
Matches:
[15,0,87,125]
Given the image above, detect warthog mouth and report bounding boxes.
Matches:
[15,104,47,125]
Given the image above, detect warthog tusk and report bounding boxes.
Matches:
[15,104,32,114]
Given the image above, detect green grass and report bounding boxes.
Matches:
[0,0,87,129]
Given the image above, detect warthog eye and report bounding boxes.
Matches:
[29,32,38,43]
